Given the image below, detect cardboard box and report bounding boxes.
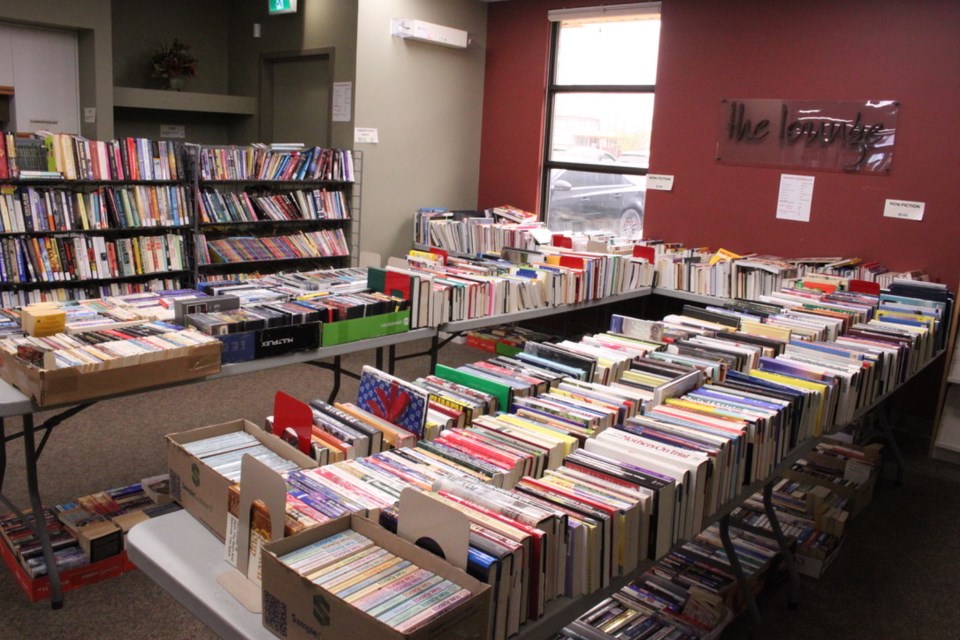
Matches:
[794,537,845,579]
[262,514,491,640]
[0,535,127,603]
[167,419,317,540]
[0,341,222,407]
[781,440,882,517]
[218,322,321,364]
[320,310,410,347]
[74,520,124,563]
[20,303,66,337]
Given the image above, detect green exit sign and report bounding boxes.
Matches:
[269,0,297,15]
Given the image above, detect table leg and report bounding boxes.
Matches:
[429,334,439,372]
[22,413,63,609]
[720,513,761,625]
[762,481,800,608]
[0,417,5,493]
[327,356,342,404]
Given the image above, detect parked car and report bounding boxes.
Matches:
[552,146,618,164]
[547,168,645,238]
[617,150,650,168]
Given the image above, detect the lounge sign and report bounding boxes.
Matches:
[716,99,899,173]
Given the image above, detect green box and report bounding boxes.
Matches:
[495,341,523,357]
[320,310,410,347]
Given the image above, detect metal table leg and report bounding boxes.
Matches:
[762,481,800,608]
[720,513,761,625]
[429,334,439,372]
[878,401,905,486]
[327,356,342,404]
[22,413,63,609]
[0,417,5,493]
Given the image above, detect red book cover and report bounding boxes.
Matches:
[106,242,119,276]
[849,279,881,295]
[0,135,8,180]
[551,234,572,248]
[633,245,656,262]
[384,271,413,300]
[428,247,448,265]
[273,390,314,455]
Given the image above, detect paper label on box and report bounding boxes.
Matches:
[844,459,872,485]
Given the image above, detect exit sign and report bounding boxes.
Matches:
[269,0,297,15]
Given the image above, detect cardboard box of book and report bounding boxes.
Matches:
[780,440,882,517]
[320,310,410,347]
[167,419,317,540]
[0,509,128,603]
[794,537,845,579]
[0,340,222,407]
[261,514,491,640]
[217,322,321,364]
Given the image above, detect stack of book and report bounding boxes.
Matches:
[198,144,354,182]
[414,207,547,257]
[0,132,189,181]
[0,233,187,284]
[198,229,349,265]
[0,321,218,371]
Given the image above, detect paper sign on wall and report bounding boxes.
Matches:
[332,82,352,122]
[883,199,924,221]
[776,174,814,222]
[646,174,674,191]
[354,127,379,144]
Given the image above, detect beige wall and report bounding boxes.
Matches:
[227,0,359,148]
[355,0,486,263]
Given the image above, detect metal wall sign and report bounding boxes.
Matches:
[716,99,899,172]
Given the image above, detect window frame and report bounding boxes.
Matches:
[540,5,660,235]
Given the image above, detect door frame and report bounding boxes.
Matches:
[259,47,335,145]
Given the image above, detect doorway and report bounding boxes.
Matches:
[260,49,333,146]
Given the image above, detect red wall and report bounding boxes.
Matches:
[479,0,960,285]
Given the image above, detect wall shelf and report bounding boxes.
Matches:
[113,87,257,116]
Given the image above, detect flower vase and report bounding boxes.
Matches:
[167,77,186,91]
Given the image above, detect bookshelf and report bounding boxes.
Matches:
[0,134,195,307]
[192,145,359,283]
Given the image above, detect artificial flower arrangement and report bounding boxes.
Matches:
[150,39,199,83]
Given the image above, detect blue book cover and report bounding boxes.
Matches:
[357,365,428,438]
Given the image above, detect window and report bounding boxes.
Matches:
[542,3,661,239]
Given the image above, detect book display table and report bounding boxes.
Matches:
[0,327,434,608]
[126,509,275,640]
[0,283,941,636]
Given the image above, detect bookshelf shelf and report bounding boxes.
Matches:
[0,269,192,289]
[197,255,347,269]
[112,87,257,116]
[193,146,359,282]
[0,134,195,305]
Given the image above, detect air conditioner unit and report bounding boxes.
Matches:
[390,18,470,49]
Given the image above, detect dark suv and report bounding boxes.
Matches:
[547,169,645,239]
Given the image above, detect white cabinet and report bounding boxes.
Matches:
[0,23,79,133]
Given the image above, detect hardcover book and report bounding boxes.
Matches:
[356,366,429,439]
